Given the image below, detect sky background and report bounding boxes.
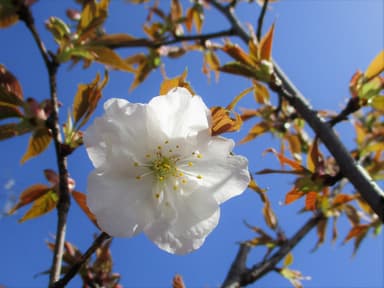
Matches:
[0,0,383,287]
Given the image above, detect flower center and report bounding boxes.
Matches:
[150,155,177,181]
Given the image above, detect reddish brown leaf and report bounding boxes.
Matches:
[0,64,23,105]
[19,190,58,222]
[285,187,305,204]
[305,191,317,211]
[222,43,253,66]
[8,184,50,214]
[172,274,186,288]
[312,218,328,251]
[343,224,369,243]
[259,23,275,61]
[72,191,98,227]
[0,103,23,120]
[332,194,355,207]
[264,148,306,172]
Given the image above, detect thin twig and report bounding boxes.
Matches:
[103,28,236,49]
[257,0,269,41]
[18,3,71,286]
[221,214,323,287]
[52,232,112,288]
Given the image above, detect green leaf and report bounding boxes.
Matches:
[19,190,58,223]
[21,128,51,163]
[45,16,71,45]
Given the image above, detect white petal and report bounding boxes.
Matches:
[84,98,165,168]
[187,136,250,204]
[144,189,220,254]
[87,171,156,237]
[148,87,211,138]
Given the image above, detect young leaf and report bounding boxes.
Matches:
[19,190,58,223]
[0,103,23,120]
[312,218,328,251]
[0,64,24,105]
[73,71,108,128]
[285,187,305,204]
[239,122,270,144]
[307,138,320,173]
[283,253,294,267]
[263,201,278,229]
[365,50,384,81]
[8,184,50,214]
[227,87,254,110]
[172,274,186,288]
[21,128,51,164]
[0,0,19,28]
[370,95,384,112]
[259,23,275,61]
[210,106,242,136]
[0,121,31,141]
[264,148,306,172]
[72,191,98,227]
[86,46,134,72]
[159,69,194,95]
[305,191,317,211]
[253,81,270,104]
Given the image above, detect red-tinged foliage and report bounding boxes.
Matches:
[172,274,186,288]
[259,24,275,61]
[285,187,305,205]
[72,191,99,228]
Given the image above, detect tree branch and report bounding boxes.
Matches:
[207,0,384,221]
[52,232,111,288]
[221,214,324,287]
[18,3,71,286]
[257,0,269,41]
[103,28,236,49]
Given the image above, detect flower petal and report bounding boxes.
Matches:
[186,136,250,204]
[148,87,211,138]
[87,171,156,237]
[144,188,219,254]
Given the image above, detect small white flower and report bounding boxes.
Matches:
[84,87,250,254]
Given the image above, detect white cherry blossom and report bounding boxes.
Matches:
[84,87,250,254]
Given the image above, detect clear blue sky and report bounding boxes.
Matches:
[0,1,383,287]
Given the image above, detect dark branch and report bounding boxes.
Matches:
[257,0,269,41]
[18,3,71,286]
[52,232,112,288]
[221,214,323,287]
[102,29,236,50]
